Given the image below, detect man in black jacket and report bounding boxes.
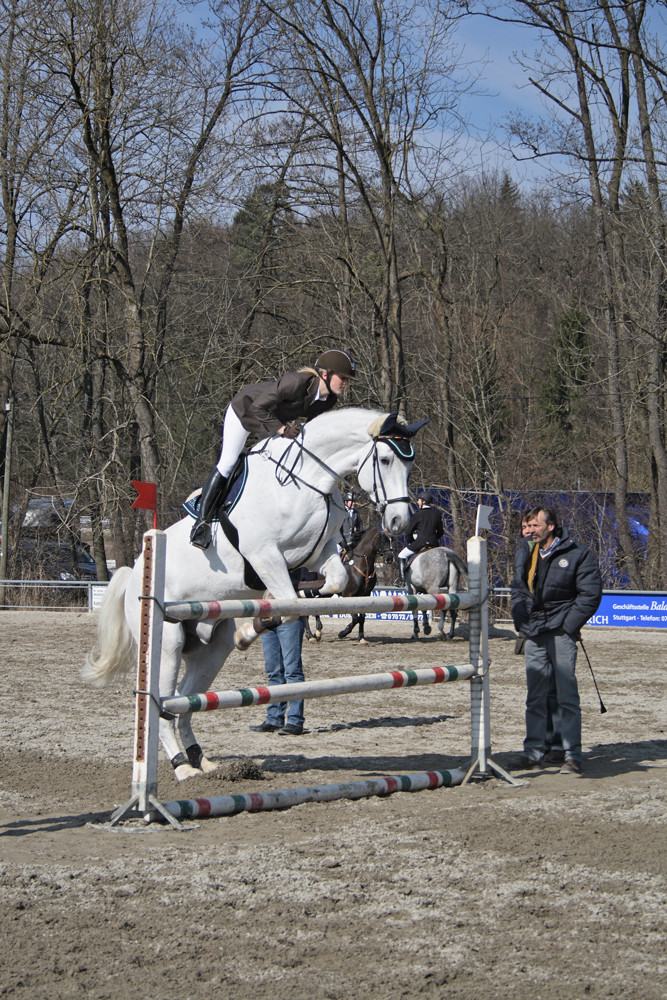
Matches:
[396,491,444,586]
[510,507,602,775]
[339,493,363,551]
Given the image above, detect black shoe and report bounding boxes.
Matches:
[249,721,282,733]
[276,724,304,736]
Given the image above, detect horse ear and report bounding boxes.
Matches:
[375,412,430,438]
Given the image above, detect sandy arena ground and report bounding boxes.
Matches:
[1,610,665,1000]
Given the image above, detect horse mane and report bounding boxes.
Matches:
[303,406,388,441]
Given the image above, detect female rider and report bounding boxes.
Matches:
[190,348,356,548]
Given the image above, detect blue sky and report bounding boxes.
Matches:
[178,2,667,186]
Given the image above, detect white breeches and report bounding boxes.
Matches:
[216,405,250,477]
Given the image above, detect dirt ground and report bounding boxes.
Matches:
[1,610,665,1000]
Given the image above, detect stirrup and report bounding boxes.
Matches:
[190,520,212,549]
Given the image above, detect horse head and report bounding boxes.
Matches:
[358,412,430,537]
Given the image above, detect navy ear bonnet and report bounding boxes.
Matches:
[375,412,430,459]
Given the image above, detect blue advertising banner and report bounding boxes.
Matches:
[587,592,667,629]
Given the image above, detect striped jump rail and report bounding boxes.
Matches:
[161,663,475,716]
[164,591,471,623]
[162,767,468,821]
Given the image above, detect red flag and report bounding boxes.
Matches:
[131,481,157,511]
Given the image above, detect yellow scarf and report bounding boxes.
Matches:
[526,542,540,595]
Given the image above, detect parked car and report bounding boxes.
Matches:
[16,539,98,581]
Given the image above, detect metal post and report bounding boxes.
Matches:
[0,392,15,606]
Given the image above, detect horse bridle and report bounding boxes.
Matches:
[356,437,413,515]
[255,434,413,516]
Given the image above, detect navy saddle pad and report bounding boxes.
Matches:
[182,455,249,520]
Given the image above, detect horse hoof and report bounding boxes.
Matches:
[308,636,318,643]
[424,626,432,636]
[338,630,350,639]
[199,756,218,773]
[411,633,419,641]
[358,638,368,646]
[234,621,258,651]
[174,763,202,782]
[315,630,322,640]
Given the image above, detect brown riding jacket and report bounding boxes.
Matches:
[231,370,337,438]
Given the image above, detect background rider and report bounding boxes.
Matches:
[339,492,364,552]
[396,490,444,586]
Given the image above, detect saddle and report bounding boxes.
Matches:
[182,454,265,591]
[405,544,437,571]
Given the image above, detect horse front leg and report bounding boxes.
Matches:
[411,612,420,641]
[338,613,357,640]
[357,613,368,645]
[317,544,349,596]
[423,610,432,636]
[232,554,301,651]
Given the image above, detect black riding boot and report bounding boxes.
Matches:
[397,557,407,587]
[190,469,228,549]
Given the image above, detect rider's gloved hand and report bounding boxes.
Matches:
[282,423,301,439]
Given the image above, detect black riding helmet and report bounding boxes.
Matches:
[418,490,432,504]
[315,349,356,384]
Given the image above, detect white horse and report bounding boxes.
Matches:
[405,546,468,641]
[83,407,423,780]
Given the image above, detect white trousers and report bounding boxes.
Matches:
[216,405,250,478]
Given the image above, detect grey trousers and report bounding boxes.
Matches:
[524,631,581,763]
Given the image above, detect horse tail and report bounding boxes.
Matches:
[81,566,135,688]
[449,552,468,580]
[439,549,468,590]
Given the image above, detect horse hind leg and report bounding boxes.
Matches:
[411,612,420,641]
[423,610,432,636]
[448,608,458,640]
[357,614,368,645]
[172,619,236,780]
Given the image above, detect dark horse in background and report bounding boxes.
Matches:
[302,524,393,644]
[405,546,468,641]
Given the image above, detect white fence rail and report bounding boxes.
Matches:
[0,579,108,611]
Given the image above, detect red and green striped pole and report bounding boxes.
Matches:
[163,590,472,623]
[162,768,467,821]
[161,663,475,716]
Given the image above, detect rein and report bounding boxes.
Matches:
[251,427,413,521]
